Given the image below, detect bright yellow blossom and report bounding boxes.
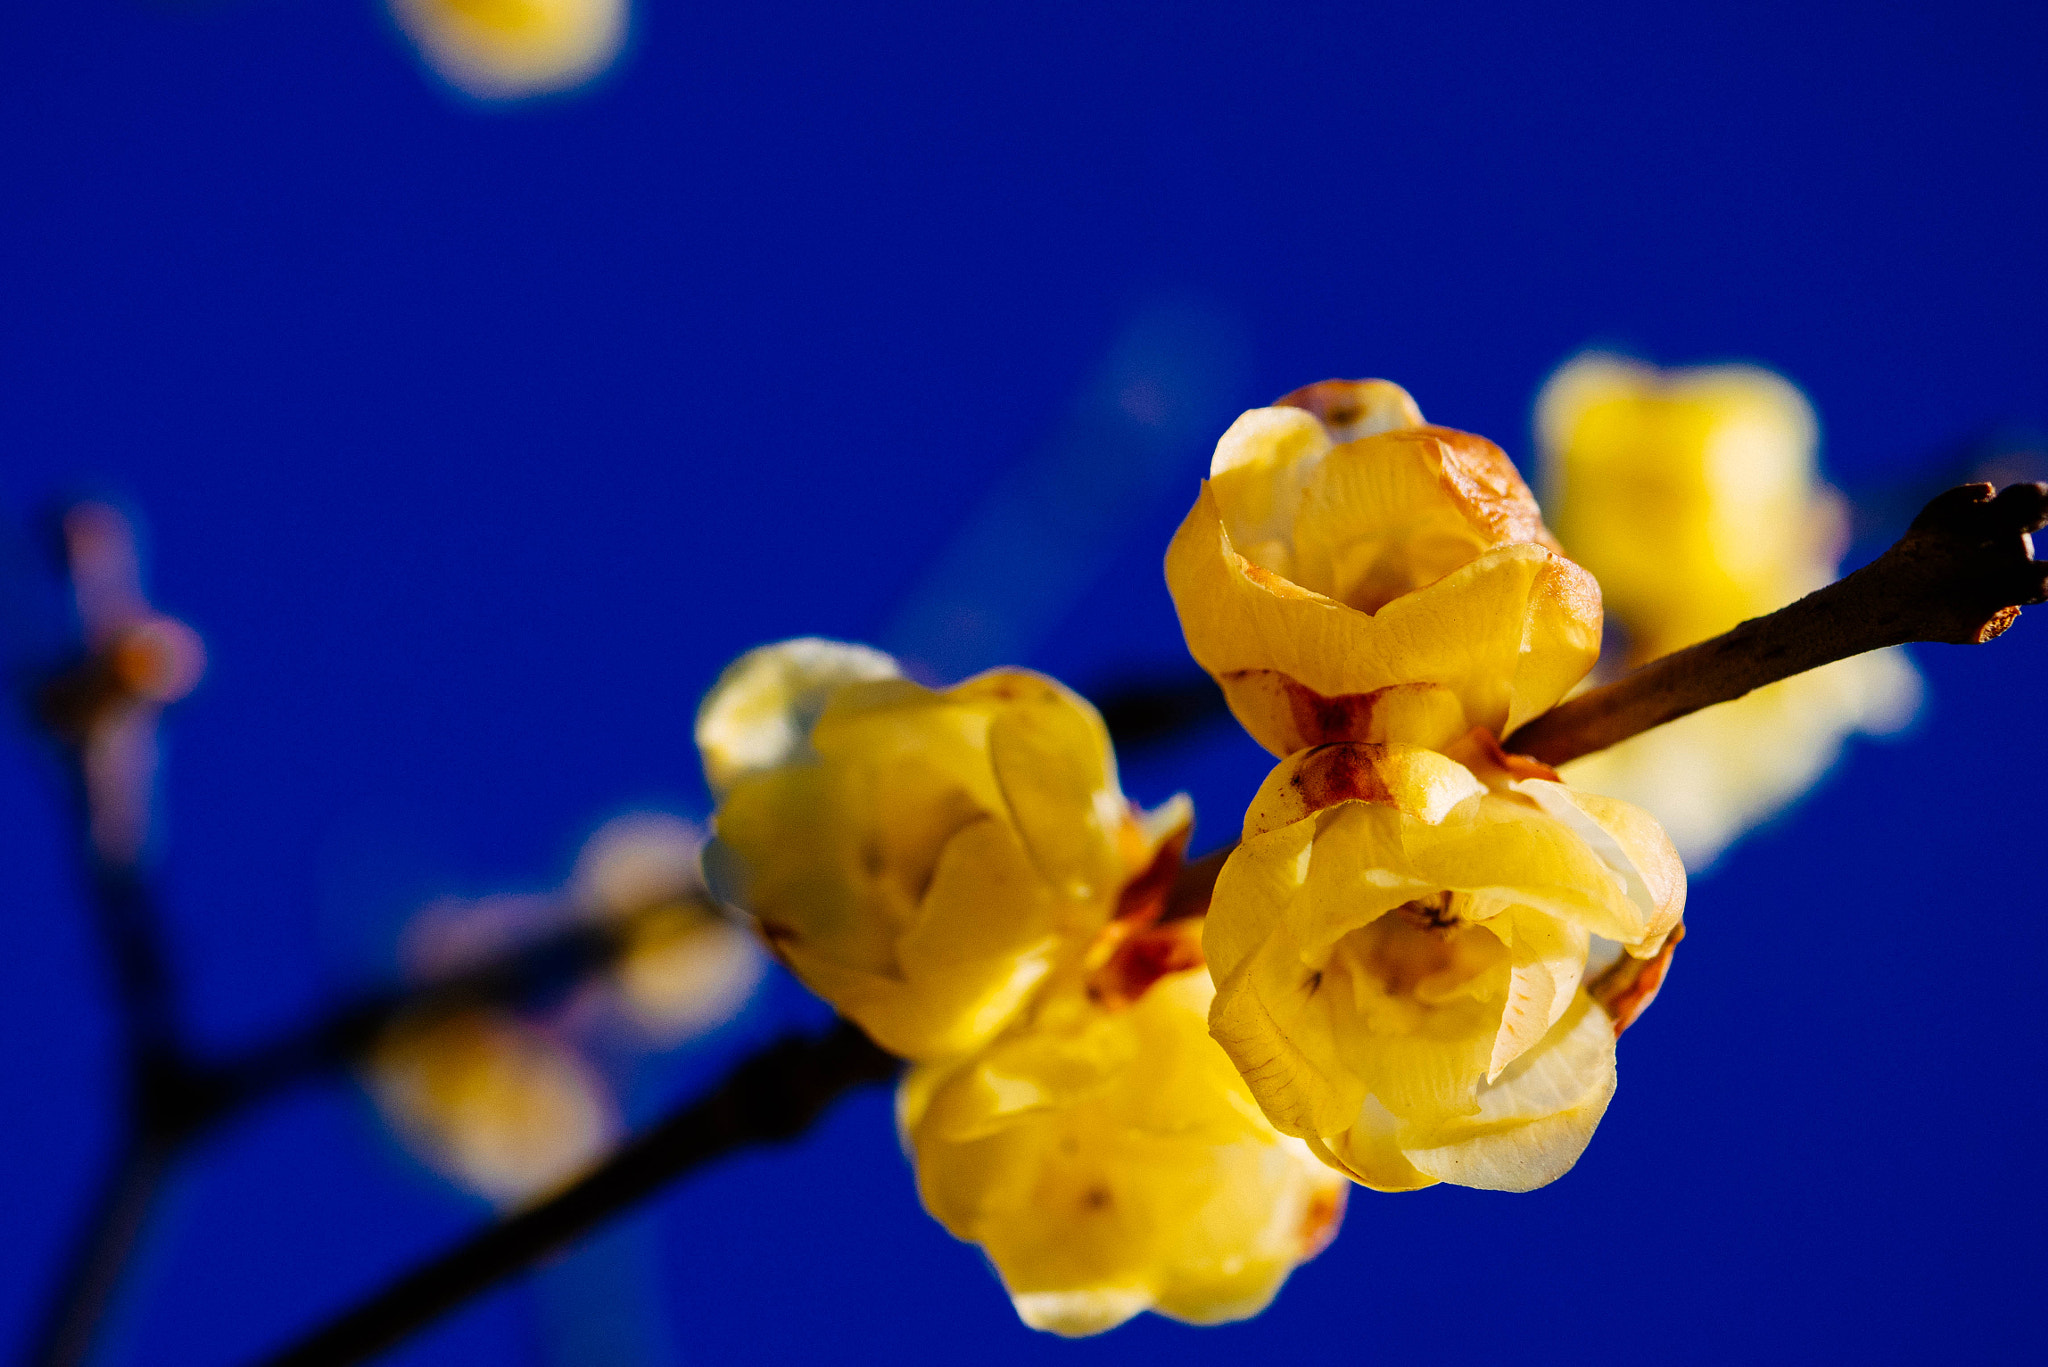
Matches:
[1538,355,1919,865]
[387,0,627,100]
[368,1008,615,1205]
[901,961,1347,1336]
[1204,741,1683,1193]
[699,638,1184,1060]
[1166,379,1603,758]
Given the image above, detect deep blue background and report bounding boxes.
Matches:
[1,1,2043,1364]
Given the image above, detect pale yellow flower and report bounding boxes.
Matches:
[1204,741,1683,1193]
[572,813,765,1043]
[387,0,627,100]
[1539,355,1919,865]
[368,1008,615,1205]
[1166,379,1603,757]
[901,963,1347,1336]
[699,639,1181,1061]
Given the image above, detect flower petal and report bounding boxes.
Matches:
[1401,992,1617,1192]
[695,638,900,797]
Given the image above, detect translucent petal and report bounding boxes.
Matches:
[695,638,899,797]
[1401,993,1616,1192]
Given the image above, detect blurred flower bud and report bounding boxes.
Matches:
[1166,381,1602,757]
[571,812,766,1043]
[387,0,627,100]
[1538,355,1920,865]
[368,1008,616,1205]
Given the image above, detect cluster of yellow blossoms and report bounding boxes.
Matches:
[697,641,1346,1333]
[694,375,1718,1333]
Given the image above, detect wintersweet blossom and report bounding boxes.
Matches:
[1165,379,1602,757]
[1204,741,1683,1192]
[573,813,765,1043]
[900,958,1346,1336]
[368,1008,615,1205]
[1538,355,1919,864]
[699,638,1186,1060]
[387,0,627,100]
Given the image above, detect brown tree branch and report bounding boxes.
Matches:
[1507,481,2048,766]
[252,1019,898,1367]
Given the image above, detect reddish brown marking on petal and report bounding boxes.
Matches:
[1286,743,1397,813]
[1111,819,1191,931]
[1589,921,1686,1037]
[1085,918,1205,1011]
[1274,378,1422,442]
[1296,1183,1349,1261]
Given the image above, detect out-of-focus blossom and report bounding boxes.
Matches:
[1538,355,1920,865]
[1204,741,1683,1193]
[371,812,762,1200]
[368,1007,616,1206]
[1165,380,1602,758]
[572,813,766,1043]
[900,962,1346,1336]
[699,638,1184,1061]
[387,0,627,100]
[41,503,206,863]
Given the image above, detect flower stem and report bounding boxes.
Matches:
[1507,481,2048,766]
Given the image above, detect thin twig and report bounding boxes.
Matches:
[1508,481,2048,766]
[24,1131,178,1367]
[253,1019,899,1367]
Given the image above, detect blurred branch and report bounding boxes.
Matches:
[253,1019,898,1367]
[1091,674,1229,748]
[1509,481,2048,766]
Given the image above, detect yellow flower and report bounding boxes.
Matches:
[1538,355,1919,864]
[699,639,1182,1060]
[368,1008,615,1206]
[900,961,1347,1336]
[387,0,627,100]
[1165,379,1603,758]
[1203,741,1683,1193]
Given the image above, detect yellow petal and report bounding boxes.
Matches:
[905,968,1346,1336]
[1400,993,1616,1192]
[695,638,899,798]
[1512,779,1686,949]
[1291,427,1557,614]
[1489,911,1589,1080]
[960,671,1125,903]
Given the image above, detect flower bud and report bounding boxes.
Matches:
[1166,381,1602,757]
[368,1008,615,1206]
